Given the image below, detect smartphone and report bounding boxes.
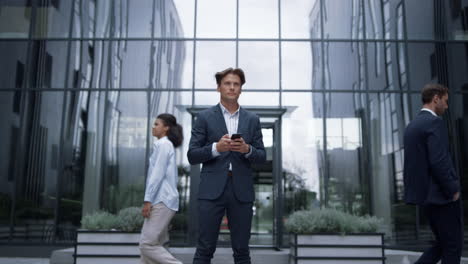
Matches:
[231,133,242,140]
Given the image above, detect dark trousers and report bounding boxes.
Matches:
[193,176,253,264]
[416,200,463,264]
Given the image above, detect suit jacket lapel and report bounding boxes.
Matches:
[213,104,229,135]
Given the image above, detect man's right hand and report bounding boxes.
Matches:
[453,192,460,201]
[216,134,232,152]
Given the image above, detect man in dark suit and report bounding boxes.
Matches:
[187,67,266,264]
[404,83,463,264]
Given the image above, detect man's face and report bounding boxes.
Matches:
[217,73,242,103]
[434,94,449,116]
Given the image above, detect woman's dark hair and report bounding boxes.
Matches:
[156,113,183,148]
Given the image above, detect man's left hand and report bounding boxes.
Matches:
[230,137,250,153]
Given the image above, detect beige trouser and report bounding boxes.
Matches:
[139,202,182,264]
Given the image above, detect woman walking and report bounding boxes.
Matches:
[140,113,183,264]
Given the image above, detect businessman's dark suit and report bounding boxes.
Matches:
[403,110,463,264]
[188,104,266,264]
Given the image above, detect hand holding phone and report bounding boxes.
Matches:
[231,133,242,140]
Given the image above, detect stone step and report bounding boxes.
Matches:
[51,247,468,264]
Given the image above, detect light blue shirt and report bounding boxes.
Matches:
[211,103,252,170]
[144,136,179,211]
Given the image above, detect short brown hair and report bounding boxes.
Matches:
[421,83,448,104]
[215,67,246,86]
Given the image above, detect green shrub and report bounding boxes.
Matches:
[116,207,144,232]
[285,208,383,234]
[81,211,119,230]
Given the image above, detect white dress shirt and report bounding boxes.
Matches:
[421,108,438,117]
[211,103,253,171]
[144,136,179,211]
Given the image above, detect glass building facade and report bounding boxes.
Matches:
[0,0,467,252]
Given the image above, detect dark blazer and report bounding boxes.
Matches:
[187,104,266,202]
[403,110,460,205]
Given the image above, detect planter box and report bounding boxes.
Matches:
[74,230,141,264]
[290,233,385,264]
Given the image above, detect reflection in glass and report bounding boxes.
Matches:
[172,0,195,38]
[126,0,154,38]
[404,0,434,40]
[0,91,67,242]
[195,41,236,89]
[0,92,16,241]
[239,42,279,90]
[282,0,319,39]
[364,0,383,39]
[368,92,415,240]
[31,41,68,89]
[448,44,468,92]
[32,1,73,38]
[239,0,278,38]
[282,92,323,244]
[323,93,368,215]
[238,92,279,106]
[0,1,31,38]
[366,42,384,88]
[320,42,362,90]
[196,0,236,38]
[281,42,313,90]
[450,92,468,233]
[0,41,29,89]
[322,0,363,39]
[407,43,436,91]
[193,91,219,106]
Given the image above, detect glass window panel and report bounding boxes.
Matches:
[238,92,279,106]
[281,92,324,234]
[126,0,154,38]
[450,91,468,227]
[239,42,279,90]
[405,0,435,40]
[325,93,368,214]
[195,41,236,89]
[0,92,16,241]
[32,41,68,89]
[196,0,236,38]
[368,92,406,236]
[281,0,320,39]
[2,91,65,242]
[0,1,31,38]
[0,41,28,89]
[120,41,151,89]
[72,0,110,38]
[366,41,401,91]
[239,0,278,38]
[194,91,219,106]
[364,0,383,39]
[122,0,187,38]
[31,1,73,38]
[173,0,195,38]
[448,44,468,92]
[281,42,313,90]
[323,0,363,39]
[407,43,437,91]
[324,42,362,90]
[121,41,192,89]
[99,91,149,213]
[65,40,192,89]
